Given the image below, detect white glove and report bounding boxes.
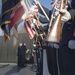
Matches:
[59,9,71,22]
[68,40,75,49]
[55,10,59,17]
[55,7,71,22]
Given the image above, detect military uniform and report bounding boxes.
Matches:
[34,0,75,75]
[58,0,75,75]
[37,4,58,75]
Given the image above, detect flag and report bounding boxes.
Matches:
[13,25,18,47]
[24,21,35,39]
[2,0,21,16]
[1,0,21,41]
[1,1,10,41]
[10,1,26,29]
[25,12,34,21]
[30,4,38,15]
[22,0,34,21]
[0,21,26,36]
[17,20,26,34]
[2,23,10,41]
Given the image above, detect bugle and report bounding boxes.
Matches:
[46,0,66,43]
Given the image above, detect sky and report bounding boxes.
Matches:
[31,0,52,9]
[38,0,52,9]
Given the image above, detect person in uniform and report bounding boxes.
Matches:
[57,0,75,75]
[33,0,75,75]
[33,0,59,75]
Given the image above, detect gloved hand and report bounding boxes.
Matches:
[68,40,75,49]
[59,9,71,22]
[55,7,71,22]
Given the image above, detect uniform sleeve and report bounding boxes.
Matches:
[39,16,49,23]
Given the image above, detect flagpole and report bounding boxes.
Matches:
[34,0,50,21]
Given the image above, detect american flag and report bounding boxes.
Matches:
[25,12,34,21]
[24,21,35,39]
[30,4,38,15]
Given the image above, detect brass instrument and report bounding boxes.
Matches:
[46,0,66,43]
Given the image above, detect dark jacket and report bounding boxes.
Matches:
[18,45,26,55]
[59,0,75,46]
[37,5,51,23]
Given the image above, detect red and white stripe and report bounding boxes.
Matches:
[30,5,38,15]
[25,12,34,21]
[24,21,35,39]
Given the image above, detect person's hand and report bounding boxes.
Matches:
[59,9,71,22]
[55,8,71,22]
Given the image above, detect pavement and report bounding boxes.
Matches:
[0,63,36,75]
